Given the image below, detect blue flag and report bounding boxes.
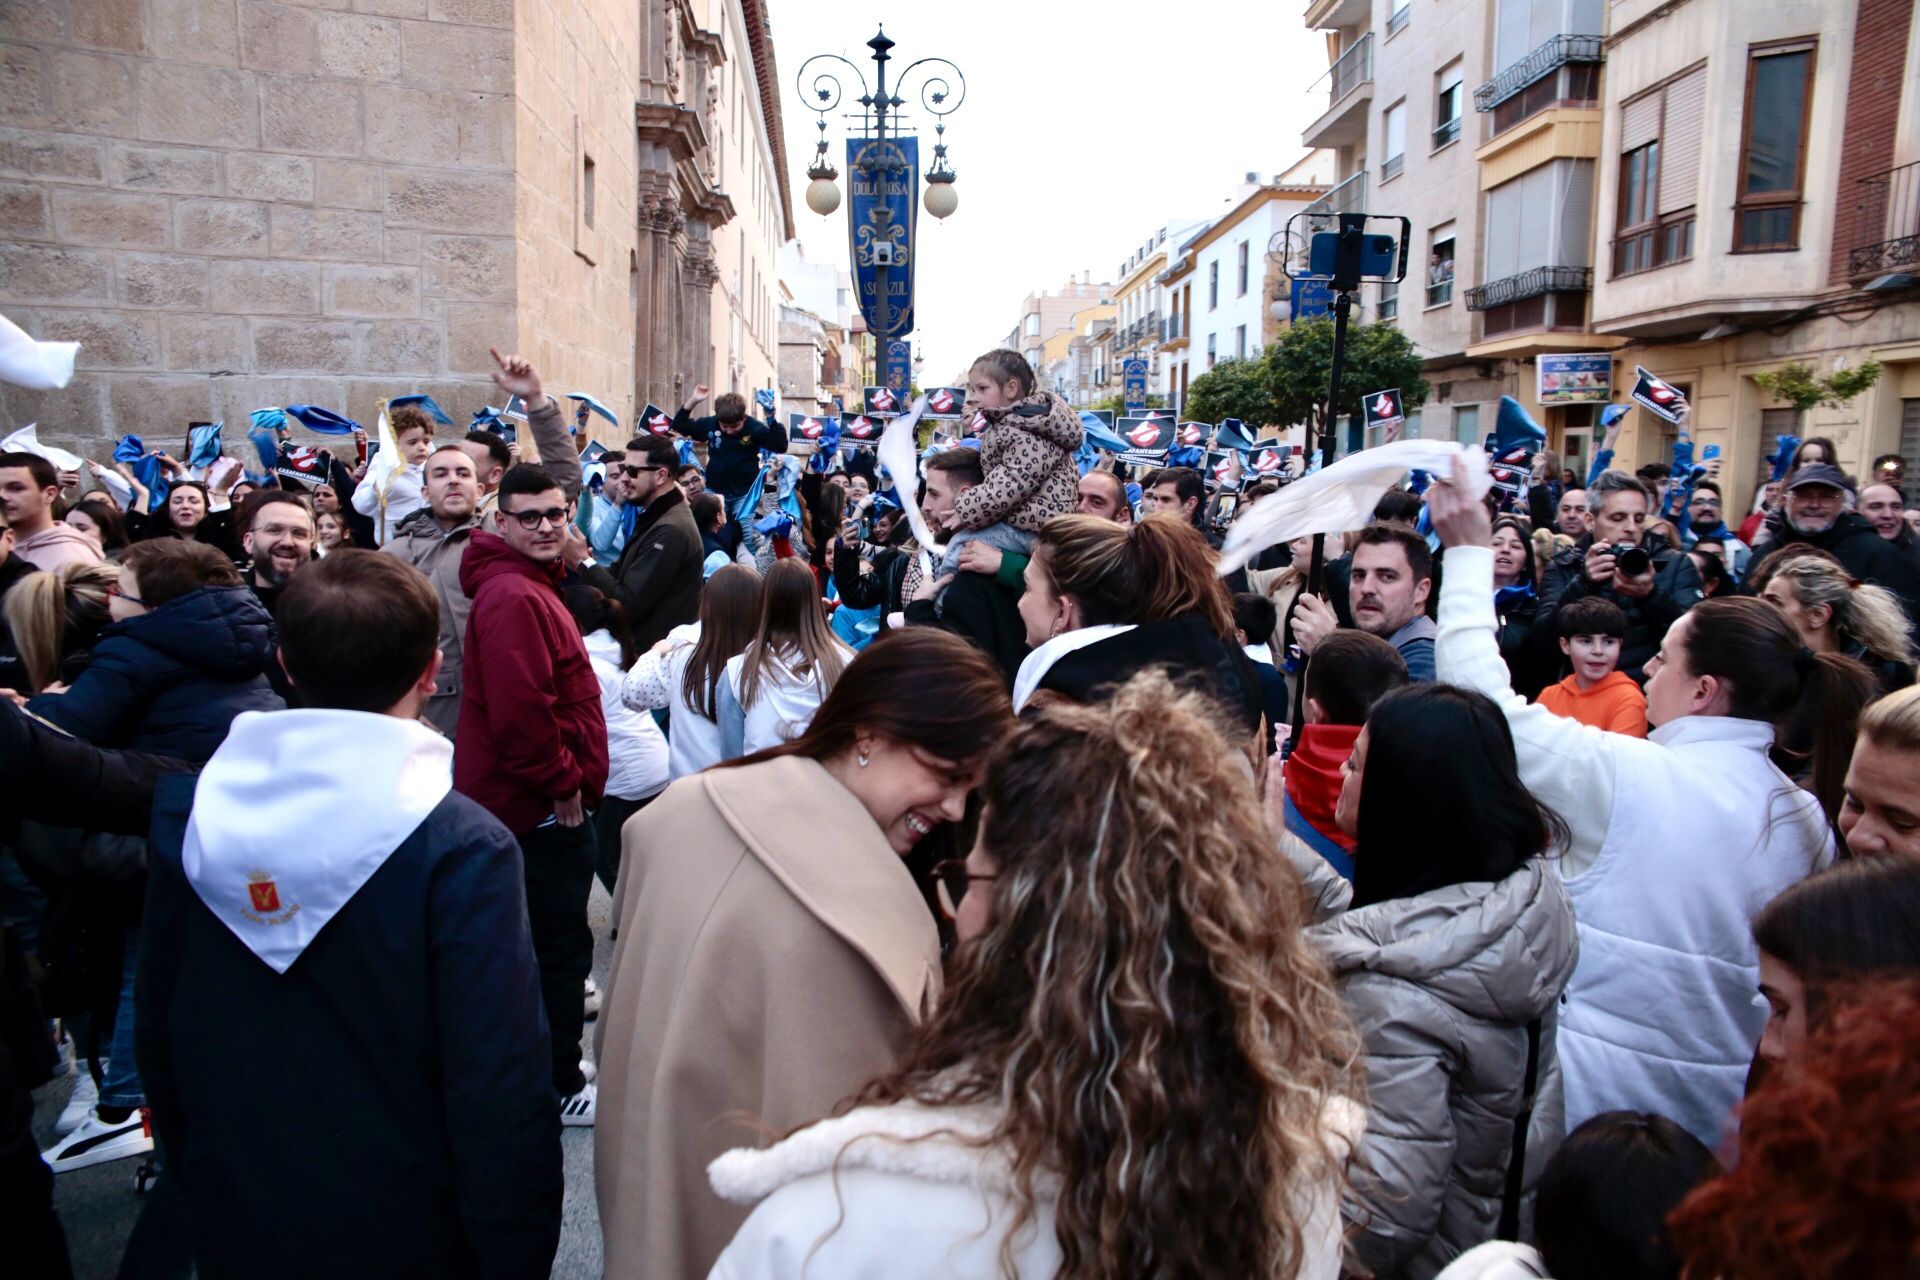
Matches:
[388,394,454,426]
[284,405,361,435]
[114,434,170,512]
[187,422,223,469]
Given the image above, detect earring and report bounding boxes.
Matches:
[857,748,870,768]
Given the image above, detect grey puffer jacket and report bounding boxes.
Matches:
[1307,858,1578,1280]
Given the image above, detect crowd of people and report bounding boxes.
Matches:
[1,343,1917,1280]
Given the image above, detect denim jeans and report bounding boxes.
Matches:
[99,920,143,1111]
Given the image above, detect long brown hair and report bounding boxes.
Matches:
[1035,512,1234,640]
[682,564,760,719]
[734,559,849,709]
[3,562,119,692]
[1686,597,1874,831]
[851,671,1360,1277]
[721,627,1011,770]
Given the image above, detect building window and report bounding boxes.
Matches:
[1427,231,1455,306]
[1611,64,1705,276]
[1434,65,1463,149]
[1206,332,1217,369]
[1388,0,1410,35]
[1235,324,1247,359]
[1025,313,1040,337]
[1735,41,1815,252]
[1236,241,1249,296]
[1208,261,1219,310]
[1383,101,1406,181]
[582,154,596,228]
[1453,404,1481,446]
[1379,277,1399,320]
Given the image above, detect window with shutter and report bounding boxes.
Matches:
[1612,62,1705,276]
[1735,42,1816,252]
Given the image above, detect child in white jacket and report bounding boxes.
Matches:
[352,406,435,544]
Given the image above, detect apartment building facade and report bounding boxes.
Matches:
[1110,225,1201,406]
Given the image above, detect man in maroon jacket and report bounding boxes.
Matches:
[455,464,609,1125]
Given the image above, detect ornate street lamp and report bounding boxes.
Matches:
[794,29,966,339]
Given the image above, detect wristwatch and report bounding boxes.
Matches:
[577,554,597,571]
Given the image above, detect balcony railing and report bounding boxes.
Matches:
[1474,34,1604,112]
[1465,264,1593,311]
[1304,170,1367,222]
[1312,33,1374,108]
[1161,313,1189,343]
[1432,116,1460,149]
[1387,2,1410,35]
[1850,160,1920,279]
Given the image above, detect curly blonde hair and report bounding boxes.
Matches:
[853,671,1362,1278]
[1764,556,1917,671]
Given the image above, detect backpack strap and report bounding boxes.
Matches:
[1499,1017,1544,1241]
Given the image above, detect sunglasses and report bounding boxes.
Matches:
[502,506,569,531]
[930,859,997,920]
[614,464,653,478]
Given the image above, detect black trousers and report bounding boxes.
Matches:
[516,822,595,1098]
[591,793,656,898]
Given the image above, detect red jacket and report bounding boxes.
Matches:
[454,531,608,834]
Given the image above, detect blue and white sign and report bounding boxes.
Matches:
[1290,277,1335,322]
[1122,358,1149,415]
[883,339,912,393]
[846,136,918,338]
[1537,353,1613,405]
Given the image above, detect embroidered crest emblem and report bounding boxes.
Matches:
[242,869,301,926]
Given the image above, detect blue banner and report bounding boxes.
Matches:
[883,339,911,393]
[846,136,917,338]
[1291,278,1334,321]
[1122,358,1148,415]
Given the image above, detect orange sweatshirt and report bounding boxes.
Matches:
[1535,669,1648,737]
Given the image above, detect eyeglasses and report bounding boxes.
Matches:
[930,859,997,920]
[502,506,569,531]
[107,581,148,607]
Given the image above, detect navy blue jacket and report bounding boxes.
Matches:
[671,407,787,497]
[27,584,282,762]
[138,781,563,1280]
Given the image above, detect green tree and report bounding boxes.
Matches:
[1184,357,1281,426]
[1089,391,1169,416]
[1266,317,1430,444]
[1752,359,1883,413]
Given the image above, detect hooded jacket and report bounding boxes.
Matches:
[705,1095,1362,1279]
[1746,511,1920,620]
[576,484,704,650]
[1016,614,1265,738]
[26,584,282,762]
[454,531,608,834]
[14,520,103,572]
[1540,531,1701,682]
[1309,859,1578,1280]
[722,641,852,758]
[952,391,1085,534]
[1438,545,1832,1150]
[138,710,562,1280]
[380,504,484,736]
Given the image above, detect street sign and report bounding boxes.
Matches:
[1122,358,1149,414]
[1290,278,1335,322]
[883,339,912,393]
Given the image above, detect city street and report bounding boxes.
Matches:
[33,885,621,1280]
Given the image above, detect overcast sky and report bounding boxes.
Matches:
[766,1,1330,384]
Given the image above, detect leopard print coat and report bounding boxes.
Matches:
[951,391,1085,534]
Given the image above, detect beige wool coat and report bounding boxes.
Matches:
[593,754,942,1280]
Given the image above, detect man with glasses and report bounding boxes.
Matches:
[455,464,608,1127]
[564,434,702,648]
[382,444,487,734]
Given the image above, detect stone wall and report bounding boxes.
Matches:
[0,0,525,456]
[512,0,641,443]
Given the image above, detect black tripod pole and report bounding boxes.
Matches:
[1285,284,1355,753]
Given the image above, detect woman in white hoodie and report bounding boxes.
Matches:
[563,584,670,896]
[720,559,853,759]
[707,670,1363,1278]
[1428,462,1839,1151]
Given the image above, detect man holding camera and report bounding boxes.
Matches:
[1541,469,1702,683]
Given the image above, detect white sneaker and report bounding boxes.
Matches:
[560,1080,596,1127]
[55,1068,100,1137]
[579,1058,597,1083]
[41,1107,154,1173]
[583,977,601,1022]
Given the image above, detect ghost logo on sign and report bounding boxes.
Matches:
[930,388,957,413]
[1127,421,1161,447]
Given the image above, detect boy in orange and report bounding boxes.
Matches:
[1536,596,1647,736]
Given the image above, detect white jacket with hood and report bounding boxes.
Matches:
[1436,545,1832,1149]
